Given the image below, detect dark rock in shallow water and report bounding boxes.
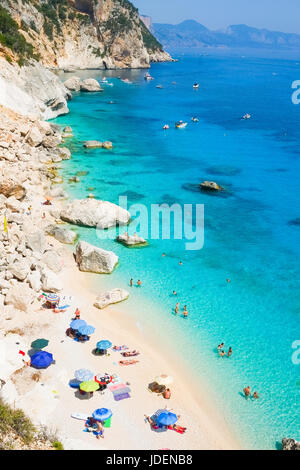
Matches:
[288,218,300,226]
[200,181,223,191]
[282,438,300,450]
[182,183,230,198]
[206,165,241,176]
[119,190,145,201]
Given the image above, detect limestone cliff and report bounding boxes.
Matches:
[1,0,171,69]
[0,0,171,119]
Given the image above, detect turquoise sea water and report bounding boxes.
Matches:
[53,55,300,449]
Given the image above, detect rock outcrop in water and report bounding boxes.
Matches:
[60,198,130,229]
[282,438,300,451]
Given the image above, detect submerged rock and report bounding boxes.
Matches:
[117,232,147,247]
[84,141,103,149]
[60,198,130,229]
[80,79,103,92]
[75,241,118,274]
[94,288,129,309]
[200,181,223,191]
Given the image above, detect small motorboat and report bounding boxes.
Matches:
[191,117,199,122]
[193,83,200,89]
[163,124,170,130]
[121,78,132,84]
[156,85,163,89]
[175,121,188,129]
[144,72,154,81]
[242,113,251,120]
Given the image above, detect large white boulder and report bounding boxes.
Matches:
[60,199,130,229]
[8,260,30,281]
[94,288,129,309]
[46,225,77,244]
[75,241,118,274]
[5,283,35,312]
[26,125,43,147]
[64,76,81,92]
[27,270,42,292]
[80,79,103,92]
[26,231,47,254]
[41,269,62,292]
[42,250,62,273]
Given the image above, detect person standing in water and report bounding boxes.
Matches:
[183,305,188,318]
[227,347,233,357]
[243,386,251,398]
[253,391,259,399]
[137,280,142,287]
[130,278,133,287]
[175,302,179,314]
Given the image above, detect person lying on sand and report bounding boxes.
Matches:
[167,424,186,434]
[113,345,129,351]
[119,359,139,365]
[74,308,80,320]
[121,350,140,357]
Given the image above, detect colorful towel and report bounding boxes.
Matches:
[114,392,130,401]
[108,383,128,392]
[113,387,131,396]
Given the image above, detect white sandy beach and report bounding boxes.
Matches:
[2,233,242,450]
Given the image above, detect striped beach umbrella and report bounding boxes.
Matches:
[45,293,60,303]
[79,381,99,393]
[70,319,87,330]
[92,408,112,422]
[75,369,94,382]
[78,325,95,336]
[96,340,112,350]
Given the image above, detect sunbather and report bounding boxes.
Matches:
[119,359,139,365]
[113,345,129,351]
[167,424,186,434]
[121,350,140,357]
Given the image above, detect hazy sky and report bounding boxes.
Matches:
[133,0,299,34]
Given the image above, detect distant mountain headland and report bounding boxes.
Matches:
[153,19,300,52]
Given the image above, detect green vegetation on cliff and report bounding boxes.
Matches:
[0,4,37,64]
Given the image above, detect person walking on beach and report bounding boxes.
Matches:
[74,308,80,320]
[227,347,233,357]
[243,386,251,398]
[183,305,188,318]
[175,302,179,314]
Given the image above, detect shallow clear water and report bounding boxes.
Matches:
[52,55,300,449]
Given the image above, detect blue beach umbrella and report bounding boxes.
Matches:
[96,340,112,350]
[156,411,178,426]
[30,351,53,369]
[92,408,113,422]
[70,319,87,330]
[75,369,94,382]
[78,325,95,336]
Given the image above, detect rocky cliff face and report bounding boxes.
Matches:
[0,0,171,118]
[2,0,171,69]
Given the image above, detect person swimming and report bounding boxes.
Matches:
[172,290,177,295]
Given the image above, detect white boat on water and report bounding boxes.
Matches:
[145,72,154,81]
[242,113,251,120]
[175,121,188,129]
[193,83,200,89]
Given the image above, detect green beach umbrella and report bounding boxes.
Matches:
[79,381,99,393]
[31,339,49,349]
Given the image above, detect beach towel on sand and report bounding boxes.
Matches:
[114,392,130,401]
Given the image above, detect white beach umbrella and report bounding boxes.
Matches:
[154,374,174,386]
